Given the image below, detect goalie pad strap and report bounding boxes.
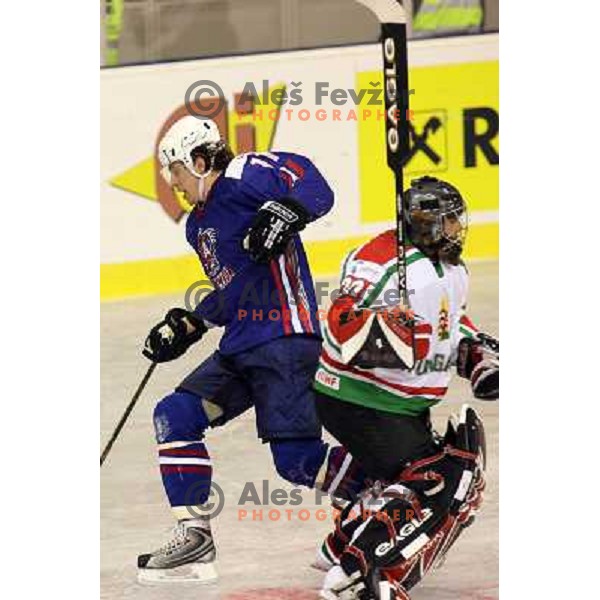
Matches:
[345,545,369,575]
[398,447,478,482]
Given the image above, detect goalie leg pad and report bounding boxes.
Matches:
[378,407,487,590]
[339,485,431,574]
[331,407,487,593]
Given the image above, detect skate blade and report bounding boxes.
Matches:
[311,542,339,573]
[311,558,332,573]
[138,561,218,584]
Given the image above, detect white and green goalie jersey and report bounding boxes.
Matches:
[314,229,479,416]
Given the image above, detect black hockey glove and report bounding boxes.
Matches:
[242,197,309,263]
[470,356,499,400]
[143,308,208,363]
[457,334,499,400]
[456,337,484,380]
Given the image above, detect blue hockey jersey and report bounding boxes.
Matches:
[186,151,334,355]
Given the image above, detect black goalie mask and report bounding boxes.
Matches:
[404,176,468,265]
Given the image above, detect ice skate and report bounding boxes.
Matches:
[137,519,217,583]
[319,566,367,599]
[312,495,352,572]
[312,535,340,572]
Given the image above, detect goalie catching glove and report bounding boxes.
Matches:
[243,197,309,263]
[327,295,432,370]
[143,308,208,363]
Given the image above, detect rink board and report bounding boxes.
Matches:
[101,35,498,301]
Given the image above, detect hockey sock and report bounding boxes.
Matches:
[317,445,370,501]
[158,441,213,521]
[269,439,369,499]
[153,391,214,521]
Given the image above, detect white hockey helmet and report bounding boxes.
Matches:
[158,115,222,184]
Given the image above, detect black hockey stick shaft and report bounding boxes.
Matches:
[100,361,157,467]
[358,0,415,368]
[381,20,411,302]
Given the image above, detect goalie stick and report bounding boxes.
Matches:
[357,0,415,369]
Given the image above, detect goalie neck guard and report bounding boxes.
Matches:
[405,176,468,265]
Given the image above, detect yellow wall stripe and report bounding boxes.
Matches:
[101,223,498,301]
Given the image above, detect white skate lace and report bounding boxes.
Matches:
[157,522,190,556]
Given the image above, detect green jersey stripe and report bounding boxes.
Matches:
[459,326,476,339]
[314,362,439,416]
[323,327,341,354]
[319,359,444,400]
[407,251,428,266]
[361,250,428,308]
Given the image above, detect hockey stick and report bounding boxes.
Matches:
[100,361,157,467]
[357,0,414,369]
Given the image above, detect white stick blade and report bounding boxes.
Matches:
[356,0,407,24]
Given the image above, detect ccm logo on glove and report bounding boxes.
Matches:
[243,197,309,264]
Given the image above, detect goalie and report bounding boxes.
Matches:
[312,176,499,599]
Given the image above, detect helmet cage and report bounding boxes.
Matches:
[438,201,468,257]
[406,178,468,263]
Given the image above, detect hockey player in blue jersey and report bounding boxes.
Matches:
[137,115,367,582]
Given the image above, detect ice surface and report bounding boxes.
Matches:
[101,265,498,599]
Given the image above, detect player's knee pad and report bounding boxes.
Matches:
[269,439,328,488]
[153,391,210,444]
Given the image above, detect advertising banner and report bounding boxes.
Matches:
[101,34,498,300]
